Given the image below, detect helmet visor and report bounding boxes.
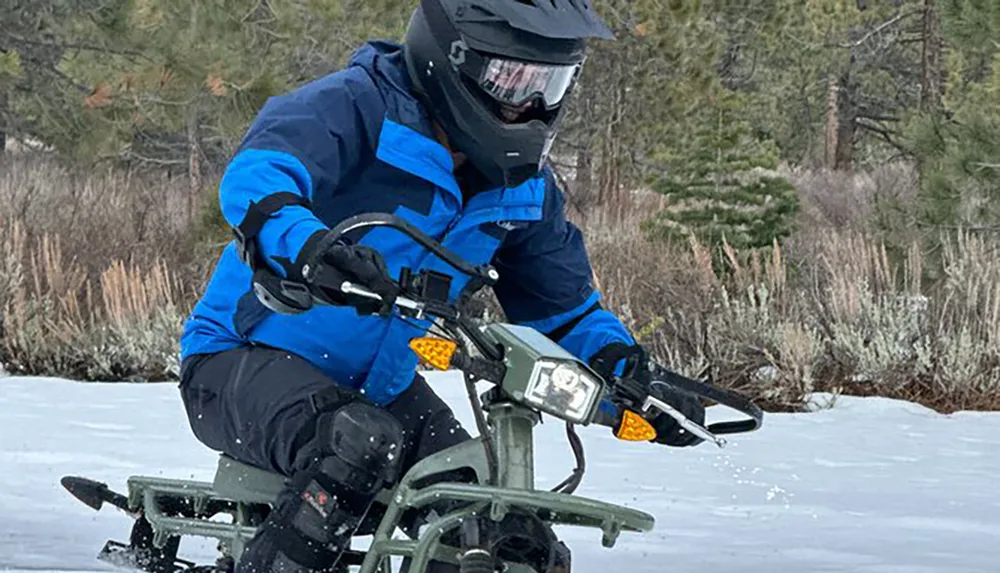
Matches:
[477,58,579,109]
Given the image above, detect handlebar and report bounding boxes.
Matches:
[638,374,764,449]
[314,213,500,287]
[324,213,763,447]
[347,276,764,447]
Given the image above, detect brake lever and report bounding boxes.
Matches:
[341,281,425,316]
[609,367,763,448]
[642,395,727,449]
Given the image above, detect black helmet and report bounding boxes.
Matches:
[404,0,613,189]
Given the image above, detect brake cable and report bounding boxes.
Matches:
[550,422,586,494]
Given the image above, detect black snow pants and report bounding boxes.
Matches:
[177,345,473,533]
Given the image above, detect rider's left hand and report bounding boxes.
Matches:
[299,234,398,316]
[589,343,705,447]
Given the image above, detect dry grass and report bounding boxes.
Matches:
[0,154,194,272]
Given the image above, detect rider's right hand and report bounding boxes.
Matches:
[589,342,706,447]
[645,366,705,447]
[299,233,398,316]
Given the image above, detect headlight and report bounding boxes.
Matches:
[523,360,602,423]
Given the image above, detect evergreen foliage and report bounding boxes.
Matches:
[904,1,1000,228]
[0,0,995,238]
[1,0,411,167]
[645,86,799,250]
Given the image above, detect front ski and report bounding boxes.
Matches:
[62,476,132,513]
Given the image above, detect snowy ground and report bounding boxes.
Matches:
[2,374,999,573]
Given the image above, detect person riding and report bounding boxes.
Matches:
[176,0,705,571]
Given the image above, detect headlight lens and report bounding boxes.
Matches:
[523,360,602,423]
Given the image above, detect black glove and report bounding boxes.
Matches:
[297,233,398,316]
[645,363,706,447]
[589,343,705,447]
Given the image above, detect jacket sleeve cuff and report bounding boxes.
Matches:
[257,213,328,278]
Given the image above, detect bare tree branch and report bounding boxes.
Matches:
[856,112,901,123]
[0,31,147,59]
[971,162,1000,171]
[833,8,922,49]
[117,149,187,166]
[856,117,911,154]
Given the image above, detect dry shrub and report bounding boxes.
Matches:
[586,217,821,409]
[580,176,1000,412]
[0,219,193,380]
[786,162,919,231]
[0,154,204,380]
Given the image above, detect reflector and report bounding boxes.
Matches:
[408,337,458,371]
[614,410,658,442]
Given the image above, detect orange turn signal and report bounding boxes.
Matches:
[408,337,457,371]
[615,410,658,442]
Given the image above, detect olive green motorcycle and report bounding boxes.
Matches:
[62,213,763,573]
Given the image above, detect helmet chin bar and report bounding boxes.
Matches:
[403,0,576,190]
[502,160,544,189]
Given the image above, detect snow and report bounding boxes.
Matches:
[2,374,1000,573]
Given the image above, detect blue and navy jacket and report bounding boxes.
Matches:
[180,40,635,406]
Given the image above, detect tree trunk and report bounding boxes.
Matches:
[597,82,630,220]
[599,135,619,210]
[835,76,857,170]
[826,70,857,171]
[186,112,202,223]
[835,108,856,170]
[575,147,593,206]
[0,87,7,155]
[824,76,839,169]
[920,0,943,110]
[597,82,617,206]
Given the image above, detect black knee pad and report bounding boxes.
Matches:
[286,401,405,536]
[312,401,406,492]
[236,402,405,573]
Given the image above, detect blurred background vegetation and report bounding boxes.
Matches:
[2,0,999,412]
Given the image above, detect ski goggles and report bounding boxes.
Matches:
[463,54,581,110]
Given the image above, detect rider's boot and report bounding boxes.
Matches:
[235,402,404,573]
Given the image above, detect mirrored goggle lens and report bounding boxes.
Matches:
[478,58,578,108]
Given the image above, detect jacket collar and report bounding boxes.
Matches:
[347,40,547,207]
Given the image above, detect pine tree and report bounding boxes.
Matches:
[0,0,109,151]
[905,0,1000,227]
[556,0,723,210]
[644,85,800,251]
[715,0,925,168]
[0,49,22,150]
[1,0,412,168]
